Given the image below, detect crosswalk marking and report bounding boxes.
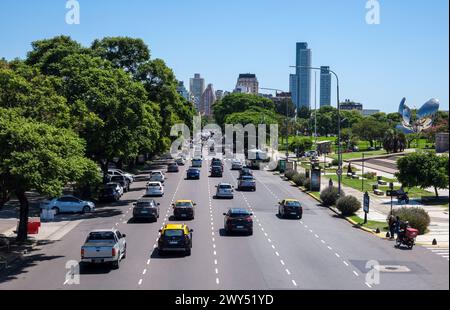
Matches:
[424,246,449,261]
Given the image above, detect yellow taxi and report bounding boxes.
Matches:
[158,224,193,256]
[278,199,303,219]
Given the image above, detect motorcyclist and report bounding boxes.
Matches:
[398,220,409,242]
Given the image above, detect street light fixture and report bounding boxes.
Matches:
[289,65,342,196]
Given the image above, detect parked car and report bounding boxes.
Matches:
[172,200,196,220]
[158,224,193,256]
[133,198,160,222]
[105,182,124,197]
[210,165,223,177]
[192,158,202,168]
[81,229,126,269]
[186,167,200,180]
[109,175,130,192]
[145,181,164,197]
[98,187,120,202]
[231,159,243,170]
[305,150,318,158]
[40,195,95,215]
[167,162,179,173]
[223,208,253,235]
[215,183,234,199]
[108,169,134,184]
[278,199,303,219]
[237,175,256,191]
[149,171,165,183]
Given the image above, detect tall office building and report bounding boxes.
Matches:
[235,73,259,94]
[189,73,205,111]
[319,66,331,107]
[176,81,190,101]
[215,90,225,101]
[201,84,216,116]
[290,42,311,109]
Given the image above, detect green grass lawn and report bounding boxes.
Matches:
[328,175,434,198]
[330,149,387,160]
[348,215,388,232]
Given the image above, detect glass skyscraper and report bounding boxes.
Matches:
[290,42,311,109]
[320,66,331,107]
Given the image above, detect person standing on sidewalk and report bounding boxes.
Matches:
[388,214,396,240]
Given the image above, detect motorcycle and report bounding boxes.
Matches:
[397,192,410,204]
[395,227,419,250]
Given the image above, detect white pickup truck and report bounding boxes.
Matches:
[81,229,127,269]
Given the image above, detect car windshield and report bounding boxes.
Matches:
[219,184,232,189]
[285,201,301,207]
[164,229,184,237]
[176,202,192,207]
[87,232,115,241]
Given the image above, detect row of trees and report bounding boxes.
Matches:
[0,36,196,241]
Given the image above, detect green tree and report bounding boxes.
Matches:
[297,105,311,119]
[289,137,313,155]
[274,98,296,118]
[396,152,449,197]
[0,109,98,242]
[352,117,389,148]
[383,129,406,153]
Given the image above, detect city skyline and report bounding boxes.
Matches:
[0,0,448,112]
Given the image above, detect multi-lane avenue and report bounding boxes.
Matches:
[0,150,448,290]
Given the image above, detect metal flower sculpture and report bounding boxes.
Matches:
[396,97,440,134]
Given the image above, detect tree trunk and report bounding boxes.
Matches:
[16,190,29,243]
[435,186,439,197]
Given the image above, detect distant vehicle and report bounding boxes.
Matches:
[149,171,165,183]
[81,229,126,269]
[158,224,193,256]
[245,149,267,169]
[145,182,164,197]
[352,146,360,152]
[105,182,124,197]
[109,175,130,192]
[305,150,318,158]
[167,162,179,173]
[98,187,120,202]
[223,208,253,235]
[192,158,202,168]
[210,165,223,177]
[231,159,243,170]
[40,195,95,215]
[186,167,200,180]
[211,158,223,168]
[108,169,134,184]
[278,199,303,219]
[133,198,160,222]
[172,200,196,220]
[176,157,185,166]
[239,167,253,178]
[237,175,256,191]
[216,183,234,199]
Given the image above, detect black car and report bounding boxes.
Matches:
[133,198,160,222]
[186,167,201,179]
[278,199,303,219]
[210,165,223,177]
[211,158,223,168]
[223,208,253,235]
[98,187,120,202]
[109,175,130,192]
[239,167,253,178]
[172,200,196,220]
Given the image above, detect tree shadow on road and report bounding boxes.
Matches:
[150,248,188,259]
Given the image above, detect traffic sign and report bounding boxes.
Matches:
[363,192,370,213]
[336,168,342,176]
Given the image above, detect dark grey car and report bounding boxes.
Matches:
[133,198,160,222]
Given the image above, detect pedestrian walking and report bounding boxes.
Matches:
[329,179,334,188]
[388,214,396,240]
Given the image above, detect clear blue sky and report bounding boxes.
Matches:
[0,0,448,112]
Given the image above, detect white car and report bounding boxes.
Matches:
[108,169,134,183]
[81,229,126,269]
[215,183,234,199]
[106,182,124,196]
[149,171,165,183]
[145,182,164,197]
[176,157,185,166]
[231,159,243,170]
[40,195,95,215]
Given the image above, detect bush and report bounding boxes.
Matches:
[320,186,345,206]
[336,195,361,216]
[362,172,377,180]
[284,169,296,180]
[331,159,339,166]
[303,178,311,190]
[392,207,430,235]
[292,173,307,186]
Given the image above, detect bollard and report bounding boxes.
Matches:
[386,232,391,238]
[432,239,437,246]
[375,228,381,234]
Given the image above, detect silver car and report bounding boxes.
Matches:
[81,229,126,269]
[215,183,234,199]
[145,182,164,197]
[149,171,165,183]
[231,159,243,170]
[40,195,95,215]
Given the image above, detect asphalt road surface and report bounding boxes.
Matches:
[0,150,448,290]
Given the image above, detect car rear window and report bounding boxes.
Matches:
[229,211,250,217]
[219,184,232,189]
[164,229,184,237]
[176,202,192,207]
[110,176,123,182]
[88,232,115,241]
[242,176,254,180]
[286,201,301,207]
[136,202,154,208]
[148,183,160,187]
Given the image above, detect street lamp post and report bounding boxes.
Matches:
[290,65,342,196]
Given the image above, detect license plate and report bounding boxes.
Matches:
[290,212,297,215]
[141,210,149,214]
[181,214,187,217]
[236,226,244,229]
[94,259,102,263]
[169,241,178,245]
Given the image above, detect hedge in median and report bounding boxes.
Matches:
[336,195,361,216]
[392,207,431,235]
[284,169,296,180]
[320,186,345,206]
[292,173,307,186]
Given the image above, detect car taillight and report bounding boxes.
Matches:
[112,248,116,257]
[81,249,84,258]
[245,216,253,222]
[159,187,162,190]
